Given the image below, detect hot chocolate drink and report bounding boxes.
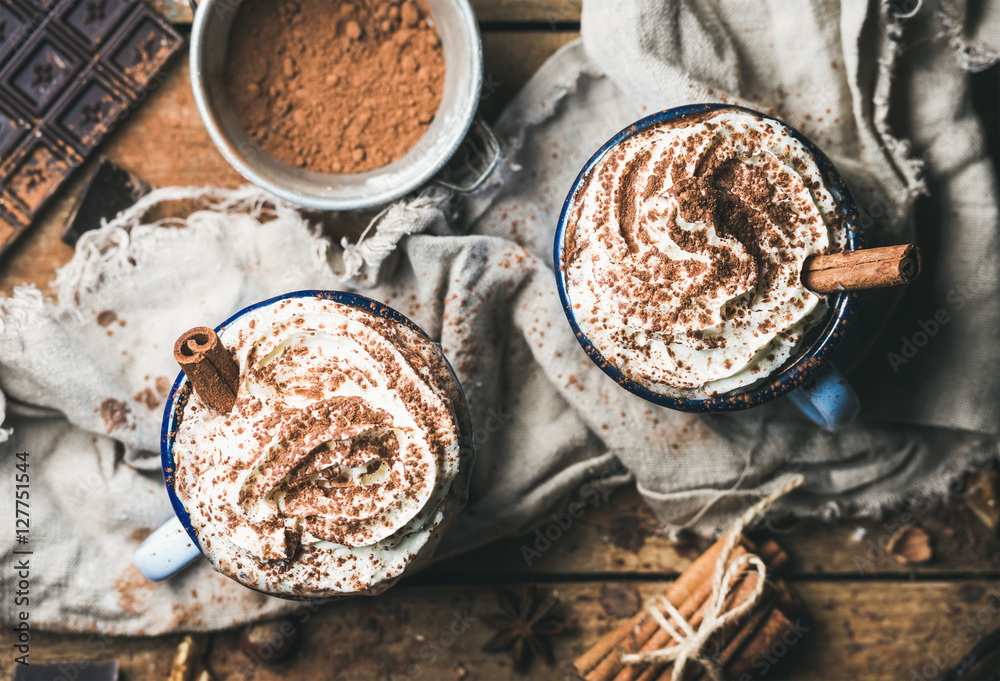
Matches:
[561,108,847,398]
[171,295,470,597]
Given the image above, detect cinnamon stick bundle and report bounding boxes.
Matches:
[573,535,799,681]
[614,543,766,681]
[634,567,770,681]
[574,537,735,681]
[174,326,240,413]
[802,244,921,293]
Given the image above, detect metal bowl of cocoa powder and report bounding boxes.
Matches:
[191,0,481,210]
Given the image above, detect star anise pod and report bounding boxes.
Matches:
[481,585,567,674]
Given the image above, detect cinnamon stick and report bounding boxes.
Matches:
[722,605,795,677]
[174,326,240,413]
[712,579,805,680]
[755,539,787,571]
[703,599,774,676]
[620,539,782,680]
[612,569,728,681]
[802,244,921,293]
[769,578,803,617]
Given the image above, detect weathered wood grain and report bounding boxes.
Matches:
[1,581,996,680]
[146,0,583,25]
[430,484,999,578]
[475,0,582,24]
[480,31,579,119]
[0,172,81,298]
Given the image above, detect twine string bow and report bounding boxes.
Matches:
[620,474,805,681]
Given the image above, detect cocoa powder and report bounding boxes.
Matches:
[225,0,445,174]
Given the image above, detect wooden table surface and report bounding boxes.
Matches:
[1,2,998,680]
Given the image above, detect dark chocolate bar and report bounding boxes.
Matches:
[0,0,183,256]
[62,155,150,245]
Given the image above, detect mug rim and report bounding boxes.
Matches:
[159,289,471,601]
[552,103,862,413]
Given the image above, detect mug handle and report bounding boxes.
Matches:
[787,362,860,431]
[133,516,202,581]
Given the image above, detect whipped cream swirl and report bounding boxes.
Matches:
[172,296,468,597]
[563,109,846,397]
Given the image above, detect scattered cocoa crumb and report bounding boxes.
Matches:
[134,387,160,410]
[599,582,642,619]
[156,375,173,396]
[96,310,117,327]
[129,527,154,544]
[113,564,154,614]
[608,515,649,553]
[99,398,130,432]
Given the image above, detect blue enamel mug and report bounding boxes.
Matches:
[134,290,474,599]
[553,104,861,431]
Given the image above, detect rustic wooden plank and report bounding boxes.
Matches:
[475,0,582,24]
[99,59,244,189]
[0,171,82,298]
[146,0,583,25]
[480,30,579,120]
[1,581,996,680]
[781,581,1000,681]
[431,484,999,578]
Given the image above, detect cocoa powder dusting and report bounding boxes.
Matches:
[134,387,160,410]
[155,375,173,396]
[226,0,445,174]
[99,398,130,432]
[114,564,153,614]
